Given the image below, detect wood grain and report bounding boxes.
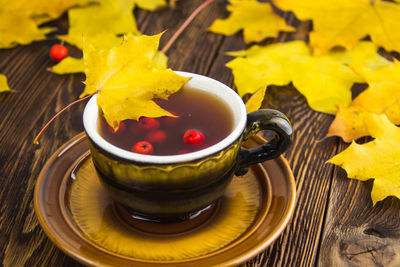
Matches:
[318,140,400,267]
[139,0,227,74]
[241,86,340,267]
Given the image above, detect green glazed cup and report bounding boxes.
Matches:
[83,72,292,222]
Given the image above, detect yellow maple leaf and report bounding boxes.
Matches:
[0,13,52,48]
[3,0,84,18]
[209,0,294,43]
[83,33,189,129]
[50,57,85,74]
[329,113,400,205]
[274,0,400,55]
[351,62,400,123]
[245,86,266,113]
[0,0,84,48]
[328,61,400,142]
[60,33,123,51]
[0,74,13,93]
[60,0,139,50]
[52,34,167,75]
[227,41,391,114]
[328,41,394,71]
[134,0,166,11]
[326,107,368,143]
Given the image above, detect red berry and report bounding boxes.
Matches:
[146,130,166,143]
[107,121,126,134]
[131,141,153,155]
[138,117,160,130]
[183,130,205,146]
[49,44,68,62]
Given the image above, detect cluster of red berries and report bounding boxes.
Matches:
[107,117,205,155]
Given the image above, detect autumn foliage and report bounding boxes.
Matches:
[208,0,400,204]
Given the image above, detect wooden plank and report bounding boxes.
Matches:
[0,54,87,264]
[0,1,228,266]
[0,39,82,266]
[205,12,340,265]
[138,0,226,75]
[243,86,339,267]
[0,42,70,159]
[318,140,400,266]
[0,80,87,266]
[0,16,86,267]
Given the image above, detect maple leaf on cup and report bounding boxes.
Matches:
[82,33,189,130]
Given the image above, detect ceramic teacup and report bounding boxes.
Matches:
[83,72,292,222]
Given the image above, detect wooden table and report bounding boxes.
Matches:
[1,1,399,266]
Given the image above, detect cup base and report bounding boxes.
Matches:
[113,200,220,235]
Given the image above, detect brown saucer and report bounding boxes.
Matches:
[34,133,296,266]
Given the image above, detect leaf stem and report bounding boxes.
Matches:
[33,92,97,144]
[161,0,215,54]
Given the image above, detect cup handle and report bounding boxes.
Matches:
[235,109,293,176]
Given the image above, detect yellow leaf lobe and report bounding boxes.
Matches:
[209,0,294,43]
[329,113,400,204]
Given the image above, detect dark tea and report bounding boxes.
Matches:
[98,86,234,155]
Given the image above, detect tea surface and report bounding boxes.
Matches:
[98,86,234,155]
